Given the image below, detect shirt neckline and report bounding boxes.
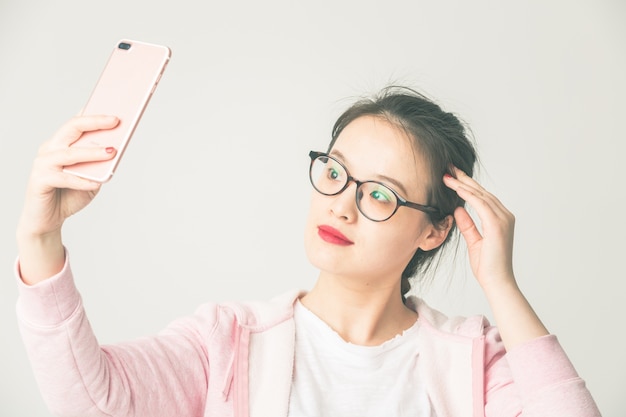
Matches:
[294,299,420,357]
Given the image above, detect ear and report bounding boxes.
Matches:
[416,215,454,252]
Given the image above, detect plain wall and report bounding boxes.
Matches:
[1,0,624,415]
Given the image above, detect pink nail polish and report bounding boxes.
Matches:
[105,147,115,154]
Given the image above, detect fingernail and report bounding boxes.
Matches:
[105,147,115,154]
[443,173,453,180]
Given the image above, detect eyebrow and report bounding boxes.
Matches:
[330,149,411,196]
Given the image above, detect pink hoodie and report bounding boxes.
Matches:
[15,255,601,417]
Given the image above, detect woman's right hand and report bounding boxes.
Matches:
[16,115,119,284]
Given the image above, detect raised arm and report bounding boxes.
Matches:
[444,168,601,416]
[15,117,212,416]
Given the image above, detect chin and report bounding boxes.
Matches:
[304,227,346,274]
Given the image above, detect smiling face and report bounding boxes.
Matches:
[304,115,451,288]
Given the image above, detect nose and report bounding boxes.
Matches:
[329,181,359,222]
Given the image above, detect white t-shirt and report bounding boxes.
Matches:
[288,301,433,417]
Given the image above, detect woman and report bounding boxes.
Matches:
[15,87,600,416]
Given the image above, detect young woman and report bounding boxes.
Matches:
[15,87,600,416]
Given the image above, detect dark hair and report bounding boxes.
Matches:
[327,86,477,302]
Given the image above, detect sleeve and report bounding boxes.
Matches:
[483,327,602,417]
[15,254,216,417]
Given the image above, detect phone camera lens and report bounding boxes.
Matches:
[118,42,131,50]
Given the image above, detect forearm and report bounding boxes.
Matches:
[482,278,549,351]
[15,260,209,417]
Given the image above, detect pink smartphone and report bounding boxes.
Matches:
[63,39,171,182]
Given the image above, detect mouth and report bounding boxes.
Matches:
[317,225,354,246]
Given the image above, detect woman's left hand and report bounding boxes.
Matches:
[443,167,516,290]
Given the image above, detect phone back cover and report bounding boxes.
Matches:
[63,40,170,182]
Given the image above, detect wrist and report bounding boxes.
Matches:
[481,276,549,350]
[479,271,518,295]
[16,230,65,285]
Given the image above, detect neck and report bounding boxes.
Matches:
[300,271,417,346]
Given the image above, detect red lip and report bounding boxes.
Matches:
[317,225,354,246]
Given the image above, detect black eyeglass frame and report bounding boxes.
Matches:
[308,150,443,222]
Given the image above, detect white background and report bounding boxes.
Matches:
[1,1,624,415]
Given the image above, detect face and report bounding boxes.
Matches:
[304,115,449,287]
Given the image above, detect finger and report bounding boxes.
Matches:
[61,145,117,167]
[28,163,103,193]
[454,206,483,248]
[51,171,104,191]
[443,171,487,204]
[444,169,509,217]
[447,167,489,197]
[451,183,510,234]
[30,147,116,191]
[48,115,119,148]
[37,145,117,170]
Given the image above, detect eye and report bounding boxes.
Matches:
[325,162,344,182]
[370,187,393,203]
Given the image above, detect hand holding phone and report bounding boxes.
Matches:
[62,39,171,182]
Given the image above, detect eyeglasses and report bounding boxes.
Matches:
[308,151,442,222]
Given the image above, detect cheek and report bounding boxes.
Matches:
[307,190,325,216]
[303,193,323,256]
[304,210,316,248]
[342,223,419,277]
[376,217,426,256]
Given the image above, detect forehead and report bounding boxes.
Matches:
[330,116,431,198]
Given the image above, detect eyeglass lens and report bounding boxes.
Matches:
[310,155,399,221]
